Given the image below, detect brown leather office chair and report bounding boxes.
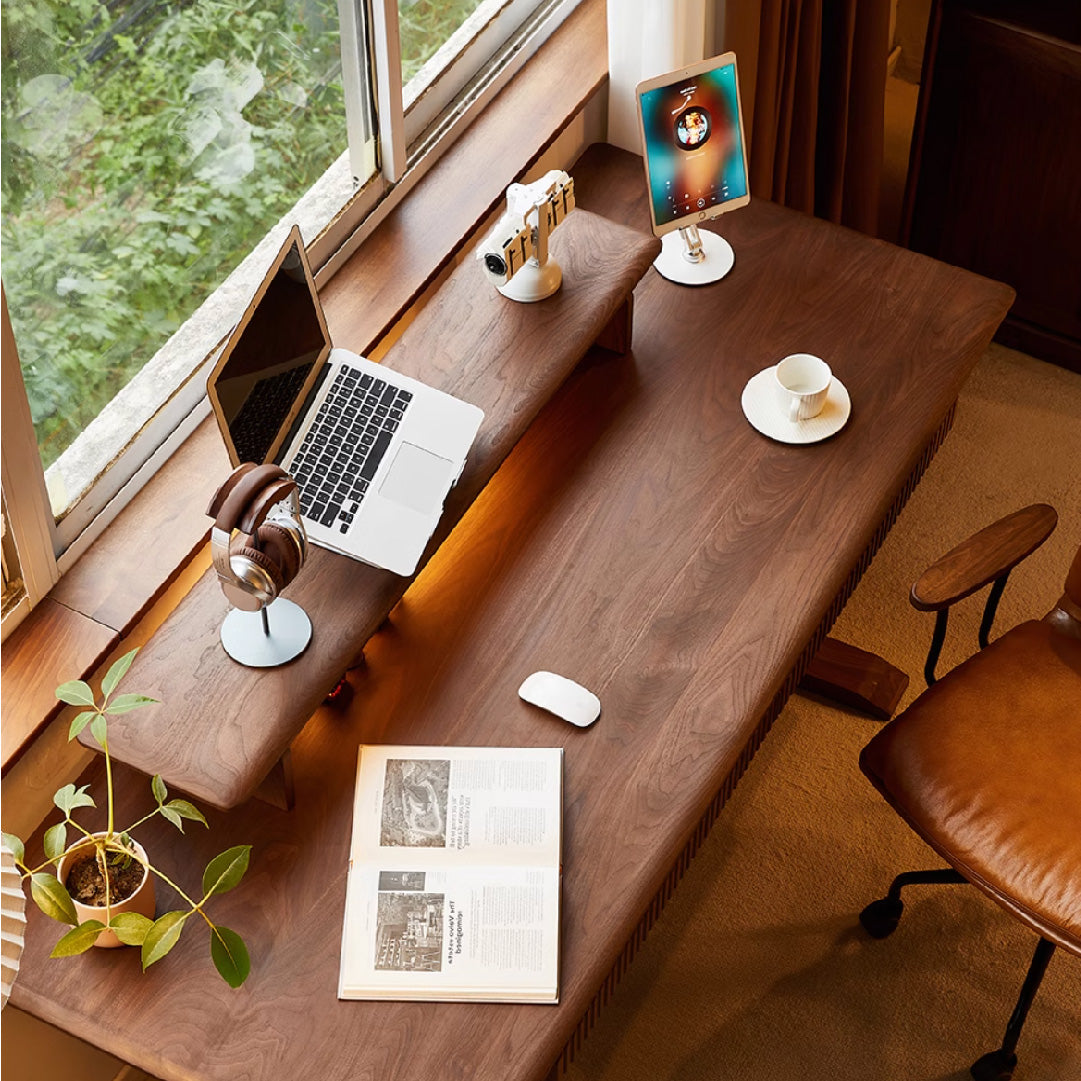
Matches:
[858,504,1081,1081]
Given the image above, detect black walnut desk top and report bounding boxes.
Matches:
[15,143,1014,1081]
[84,207,661,810]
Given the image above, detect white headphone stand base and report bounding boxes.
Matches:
[220,598,312,667]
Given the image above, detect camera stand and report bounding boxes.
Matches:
[653,224,734,286]
[498,189,563,303]
[220,597,312,668]
[498,256,563,303]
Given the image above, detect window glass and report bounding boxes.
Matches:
[399,0,487,84]
[1,0,354,505]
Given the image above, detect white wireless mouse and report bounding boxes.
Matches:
[518,671,601,728]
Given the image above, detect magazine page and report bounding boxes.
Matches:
[338,865,560,1002]
[347,746,563,870]
[339,746,563,1002]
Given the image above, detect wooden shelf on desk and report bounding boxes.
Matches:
[84,208,660,810]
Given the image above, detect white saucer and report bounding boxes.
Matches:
[740,366,851,444]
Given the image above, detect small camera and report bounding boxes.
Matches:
[477,170,575,290]
[483,252,508,279]
[477,208,528,286]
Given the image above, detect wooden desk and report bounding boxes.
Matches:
[85,209,660,812]
[10,144,1014,1081]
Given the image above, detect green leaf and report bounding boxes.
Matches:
[109,912,153,946]
[141,911,188,970]
[209,925,250,988]
[56,680,95,707]
[89,714,108,747]
[50,920,106,957]
[201,845,251,898]
[160,806,183,831]
[101,649,138,697]
[53,783,95,815]
[43,822,68,862]
[152,774,167,805]
[2,832,26,865]
[68,710,99,741]
[165,799,207,829]
[104,693,157,715]
[31,873,78,925]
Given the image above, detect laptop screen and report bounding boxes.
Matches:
[208,227,331,467]
[637,54,749,235]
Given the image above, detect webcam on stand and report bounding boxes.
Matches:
[477,170,575,302]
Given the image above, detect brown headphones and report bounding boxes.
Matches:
[208,463,308,612]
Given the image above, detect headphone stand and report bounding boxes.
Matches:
[220,598,312,667]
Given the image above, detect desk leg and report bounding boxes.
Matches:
[253,749,296,812]
[798,637,909,721]
[593,296,634,355]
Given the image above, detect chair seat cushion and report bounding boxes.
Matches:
[860,620,1081,954]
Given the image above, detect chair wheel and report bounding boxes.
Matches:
[970,1048,1017,1081]
[859,896,904,938]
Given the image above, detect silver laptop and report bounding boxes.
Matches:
[207,225,484,576]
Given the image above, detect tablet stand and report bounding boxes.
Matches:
[653,224,735,286]
[220,597,312,668]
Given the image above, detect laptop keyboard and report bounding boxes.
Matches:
[232,363,314,465]
[287,364,413,534]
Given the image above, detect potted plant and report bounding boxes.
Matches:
[2,650,252,987]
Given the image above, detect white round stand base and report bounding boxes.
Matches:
[220,598,312,668]
[653,230,735,285]
[499,259,563,302]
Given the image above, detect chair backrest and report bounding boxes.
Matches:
[1046,542,1081,639]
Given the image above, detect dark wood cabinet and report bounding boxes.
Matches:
[903,1,1081,370]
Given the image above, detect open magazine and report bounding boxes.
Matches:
[338,746,563,1003]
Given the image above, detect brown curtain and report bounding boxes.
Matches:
[727,0,890,235]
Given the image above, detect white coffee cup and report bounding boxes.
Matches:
[775,353,832,422]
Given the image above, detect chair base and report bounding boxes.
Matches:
[970,1049,1018,1081]
[860,873,1057,1081]
[859,867,967,938]
[858,896,904,938]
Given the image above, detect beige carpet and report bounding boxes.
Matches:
[565,344,1081,1081]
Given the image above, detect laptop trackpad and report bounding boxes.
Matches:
[378,442,453,515]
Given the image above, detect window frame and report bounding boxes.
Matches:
[0,0,583,638]
[2,288,59,640]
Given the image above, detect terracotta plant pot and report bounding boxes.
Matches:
[56,834,156,949]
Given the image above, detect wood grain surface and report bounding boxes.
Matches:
[0,599,115,766]
[910,502,1058,610]
[799,636,910,720]
[12,144,1015,1081]
[84,209,660,809]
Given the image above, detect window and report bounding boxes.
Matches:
[0,0,579,635]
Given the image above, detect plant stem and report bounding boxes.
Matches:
[102,722,115,837]
[17,818,98,878]
[137,855,200,912]
[125,808,163,832]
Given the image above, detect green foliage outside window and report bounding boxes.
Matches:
[1,0,346,469]
[1,0,488,471]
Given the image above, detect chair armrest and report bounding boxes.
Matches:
[911,504,1058,612]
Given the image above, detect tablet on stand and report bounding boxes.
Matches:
[636,52,750,285]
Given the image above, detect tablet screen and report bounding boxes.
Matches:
[638,57,748,232]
